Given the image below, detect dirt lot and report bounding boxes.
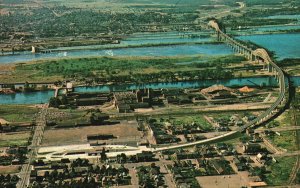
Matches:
[0,165,20,174]
[196,174,248,188]
[42,120,141,146]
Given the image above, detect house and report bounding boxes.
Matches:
[243,143,265,154]
[118,104,131,113]
[136,151,155,162]
[209,160,225,175]
[195,158,207,169]
[171,152,201,160]
[232,156,249,171]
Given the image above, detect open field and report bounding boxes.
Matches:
[197,174,248,188]
[269,131,298,151]
[0,165,20,174]
[0,55,247,84]
[46,108,90,127]
[168,115,213,131]
[0,132,30,147]
[265,156,297,185]
[265,91,300,151]
[0,105,39,123]
[42,120,141,146]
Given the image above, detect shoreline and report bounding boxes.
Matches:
[1,27,299,54]
[0,75,278,95]
[0,41,221,56]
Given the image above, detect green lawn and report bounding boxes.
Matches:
[0,132,30,147]
[265,156,297,185]
[170,115,213,131]
[267,97,299,151]
[0,139,29,147]
[0,105,39,123]
[269,131,298,151]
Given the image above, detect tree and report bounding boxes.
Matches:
[117,153,127,164]
[101,148,107,162]
[50,169,58,180]
[49,97,61,108]
[60,95,67,105]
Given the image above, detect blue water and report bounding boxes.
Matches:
[121,37,211,45]
[0,90,54,105]
[0,44,232,64]
[126,31,213,38]
[0,76,280,104]
[0,29,300,104]
[74,77,278,93]
[53,31,213,51]
[236,33,300,60]
[1,76,300,105]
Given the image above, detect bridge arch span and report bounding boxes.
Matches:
[150,20,288,152]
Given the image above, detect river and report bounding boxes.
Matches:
[2,76,300,105]
[0,29,300,104]
[0,43,232,64]
[236,33,300,60]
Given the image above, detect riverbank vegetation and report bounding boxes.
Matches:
[277,58,300,75]
[5,55,247,85]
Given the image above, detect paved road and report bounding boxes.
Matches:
[255,126,300,133]
[273,150,300,157]
[17,106,48,188]
[110,102,272,119]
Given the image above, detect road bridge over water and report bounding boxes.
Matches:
[16,21,290,187]
[151,20,289,152]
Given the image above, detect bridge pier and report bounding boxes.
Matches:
[268,63,273,73]
[208,20,287,137]
[217,31,221,41]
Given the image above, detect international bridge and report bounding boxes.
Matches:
[152,20,289,152]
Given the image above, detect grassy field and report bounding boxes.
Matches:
[0,105,39,123]
[266,93,300,151]
[0,55,247,83]
[269,131,298,151]
[170,115,213,131]
[47,108,90,127]
[265,156,297,185]
[0,132,30,147]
